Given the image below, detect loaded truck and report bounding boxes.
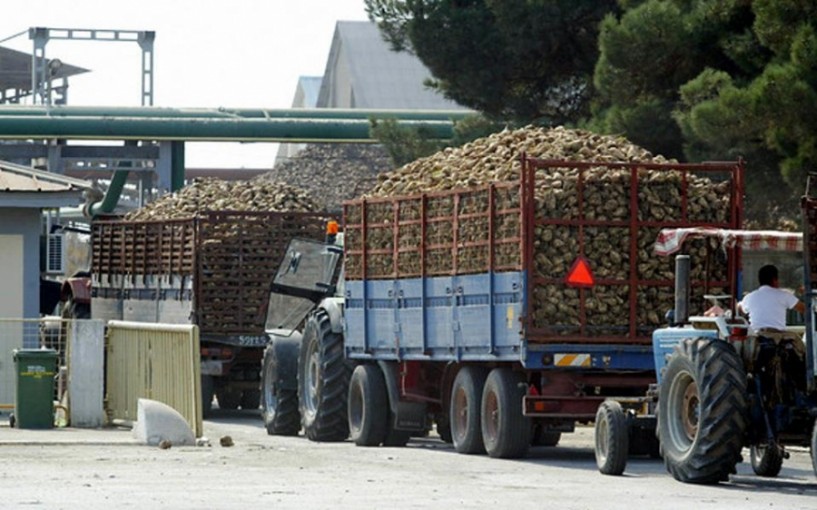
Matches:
[261,156,744,456]
[594,180,817,483]
[90,210,327,415]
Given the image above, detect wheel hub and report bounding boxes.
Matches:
[454,388,468,441]
[305,347,320,417]
[485,391,499,442]
[681,380,699,441]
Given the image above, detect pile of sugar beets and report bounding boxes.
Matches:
[352,126,731,334]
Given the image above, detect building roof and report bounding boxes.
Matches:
[0,45,88,93]
[0,160,89,208]
[317,21,467,110]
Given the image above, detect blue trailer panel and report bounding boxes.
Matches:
[345,272,526,362]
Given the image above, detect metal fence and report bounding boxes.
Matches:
[0,318,67,411]
[106,321,203,437]
[1,318,106,426]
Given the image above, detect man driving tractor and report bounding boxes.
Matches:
[738,264,805,334]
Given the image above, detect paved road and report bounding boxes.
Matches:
[1,410,815,509]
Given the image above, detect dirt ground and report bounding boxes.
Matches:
[1,410,815,510]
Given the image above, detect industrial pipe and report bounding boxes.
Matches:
[84,169,130,217]
[0,116,457,142]
[0,105,473,122]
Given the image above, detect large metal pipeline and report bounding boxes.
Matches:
[0,106,469,216]
[0,105,472,121]
[0,116,457,142]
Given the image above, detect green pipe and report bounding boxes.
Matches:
[0,105,474,122]
[0,116,456,142]
[87,169,129,216]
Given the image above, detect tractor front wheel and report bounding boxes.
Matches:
[658,338,747,484]
[595,400,629,476]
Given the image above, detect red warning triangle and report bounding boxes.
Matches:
[566,257,594,288]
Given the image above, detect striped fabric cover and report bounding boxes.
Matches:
[654,228,803,256]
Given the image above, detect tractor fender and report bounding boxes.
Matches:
[319,298,344,334]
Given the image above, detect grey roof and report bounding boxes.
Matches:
[317,21,467,110]
[0,45,88,92]
[0,159,89,208]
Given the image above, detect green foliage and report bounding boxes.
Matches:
[593,0,817,226]
[365,0,619,125]
[369,115,507,167]
[449,114,509,147]
[369,118,447,167]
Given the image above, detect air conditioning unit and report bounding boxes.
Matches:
[45,233,65,274]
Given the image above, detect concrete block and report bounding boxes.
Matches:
[132,398,195,446]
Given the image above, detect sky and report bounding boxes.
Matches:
[1,0,370,168]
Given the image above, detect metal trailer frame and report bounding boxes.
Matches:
[91,210,328,344]
[342,156,744,422]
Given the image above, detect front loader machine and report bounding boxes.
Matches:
[259,235,345,439]
[595,225,817,483]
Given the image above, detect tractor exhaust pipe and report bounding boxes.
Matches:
[674,255,691,325]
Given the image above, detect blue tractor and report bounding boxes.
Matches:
[595,186,817,483]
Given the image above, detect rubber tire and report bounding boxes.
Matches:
[260,341,300,436]
[750,443,784,477]
[298,309,352,442]
[201,375,214,418]
[595,401,629,476]
[811,419,817,478]
[217,389,241,410]
[658,338,748,484]
[480,368,531,459]
[450,366,489,455]
[348,364,388,447]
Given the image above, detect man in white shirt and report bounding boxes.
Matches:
[738,264,805,333]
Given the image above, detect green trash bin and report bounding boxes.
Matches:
[13,349,58,429]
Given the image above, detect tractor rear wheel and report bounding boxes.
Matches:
[595,400,629,476]
[480,368,530,459]
[658,338,747,484]
[450,366,489,454]
[260,340,301,435]
[750,443,784,477]
[298,309,351,442]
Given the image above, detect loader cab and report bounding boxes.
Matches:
[264,236,342,333]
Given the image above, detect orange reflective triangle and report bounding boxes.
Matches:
[566,257,594,287]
